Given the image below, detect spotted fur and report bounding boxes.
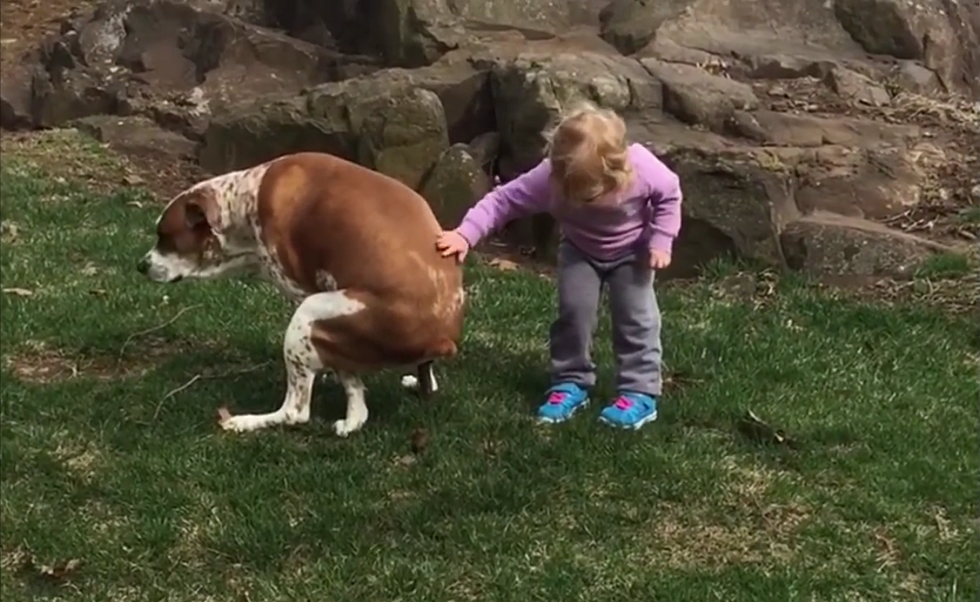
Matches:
[138,152,465,437]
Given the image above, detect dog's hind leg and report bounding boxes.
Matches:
[219,291,365,433]
[400,361,438,398]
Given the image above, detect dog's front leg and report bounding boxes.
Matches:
[332,371,369,437]
[218,359,316,433]
[219,294,327,433]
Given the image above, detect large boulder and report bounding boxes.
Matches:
[12,0,381,131]
[268,0,612,68]
[419,143,492,228]
[488,51,663,178]
[599,0,697,55]
[200,75,450,189]
[834,0,980,97]
[595,0,979,98]
[780,213,952,276]
[641,59,759,132]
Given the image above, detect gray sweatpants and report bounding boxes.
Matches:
[549,239,663,397]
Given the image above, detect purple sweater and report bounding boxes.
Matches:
[455,143,683,260]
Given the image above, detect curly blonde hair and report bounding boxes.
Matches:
[546,101,634,206]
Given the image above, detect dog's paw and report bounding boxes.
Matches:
[332,418,366,438]
[400,374,419,390]
[218,411,259,433]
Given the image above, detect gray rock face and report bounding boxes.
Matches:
[2,0,974,278]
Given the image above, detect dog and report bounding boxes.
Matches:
[136,152,465,437]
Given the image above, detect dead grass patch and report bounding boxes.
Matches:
[3,337,250,384]
[4,341,158,383]
[632,456,810,571]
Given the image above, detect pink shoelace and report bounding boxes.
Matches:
[547,391,568,405]
[613,396,635,410]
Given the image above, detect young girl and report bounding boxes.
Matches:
[436,103,683,430]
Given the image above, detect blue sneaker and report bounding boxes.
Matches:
[599,392,658,430]
[537,383,590,424]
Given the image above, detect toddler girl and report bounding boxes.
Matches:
[436,103,683,430]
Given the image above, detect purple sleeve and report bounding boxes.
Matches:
[633,147,683,253]
[648,173,683,253]
[455,160,553,248]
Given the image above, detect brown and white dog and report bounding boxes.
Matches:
[136,152,465,436]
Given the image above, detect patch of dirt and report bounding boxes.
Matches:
[2,337,250,384]
[0,0,92,71]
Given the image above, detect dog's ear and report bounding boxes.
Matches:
[184,191,221,231]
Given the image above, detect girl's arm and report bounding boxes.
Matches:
[455,160,553,248]
[632,146,683,254]
[648,173,683,254]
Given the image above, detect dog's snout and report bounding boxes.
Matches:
[136,257,150,275]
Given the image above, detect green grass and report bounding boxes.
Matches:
[1,156,978,602]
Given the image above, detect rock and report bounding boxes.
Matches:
[353,87,450,190]
[201,76,450,188]
[641,59,759,132]
[823,66,891,106]
[359,56,495,145]
[780,213,949,276]
[833,0,980,97]
[419,144,491,228]
[72,115,198,160]
[741,53,836,80]
[599,0,697,55]
[890,61,944,95]
[659,143,795,268]
[0,64,35,130]
[466,131,501,176]
[23,0,380,131]
[489,51,662,178]
[30,67,138,129]
[729,110,919,148]
[199,95,336,174]
[794,145,930,219]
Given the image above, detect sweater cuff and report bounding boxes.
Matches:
[455,221,483,248]
[648,232,675,254]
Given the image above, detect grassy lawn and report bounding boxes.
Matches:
[1,138,977,601]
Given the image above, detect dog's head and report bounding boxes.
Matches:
[137,186,243,283]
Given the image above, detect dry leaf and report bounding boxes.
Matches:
[394,454,417,466]
[20,554,82,582]
[489,258,519,271]
[123,174,144,186]
[410,427,428,454]
[1,221,20,241]
[2,287,34,297]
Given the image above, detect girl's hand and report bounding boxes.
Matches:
[649,249,672,270]
[436,230,470,263]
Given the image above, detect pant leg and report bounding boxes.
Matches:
[549,240,603,389]
[605,254,663,396]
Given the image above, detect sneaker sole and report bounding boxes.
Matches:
[537,399,590,424]
[598,410,658,430]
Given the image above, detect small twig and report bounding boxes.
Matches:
[150,362,271,421]
[153,375,202,420]
[120,305,200,357]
